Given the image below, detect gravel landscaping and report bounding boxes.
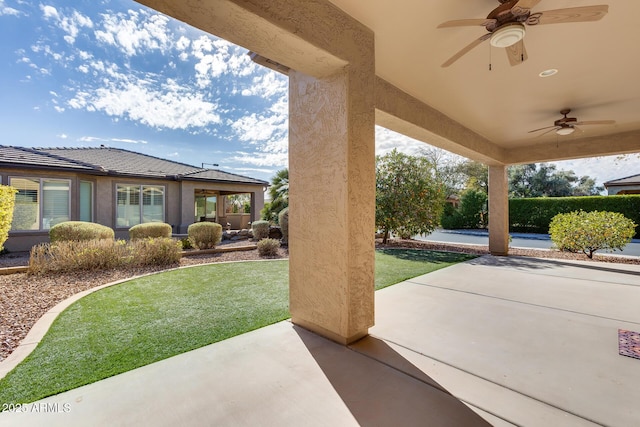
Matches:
[1,238,638,363]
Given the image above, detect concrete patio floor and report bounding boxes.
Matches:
[1,255,639,426]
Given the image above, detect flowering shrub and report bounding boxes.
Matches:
[549,210,636,258]
[0,185,17,252]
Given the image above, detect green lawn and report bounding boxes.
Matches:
[0,249,475,406]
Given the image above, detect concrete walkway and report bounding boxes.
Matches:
[1,255,639,426]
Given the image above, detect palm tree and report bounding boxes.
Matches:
[262,168,288,223]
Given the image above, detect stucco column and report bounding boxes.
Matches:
[288,67,376,345]
[488,165,509,256]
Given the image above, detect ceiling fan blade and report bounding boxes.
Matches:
[573,120,616,126]
[441,34,491,67]
[512,0,541,16]
[506,39,528,66]
[437,19,494,29]
[530,5,608,25]
[528,125,557,133]
[537,127,562,137]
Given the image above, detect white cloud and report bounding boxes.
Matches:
[95,10,171,56]
[231,151,288,168]
[41,5,93,44]
[68,76,221,130]
[78,136,108,142]
[240,71,287,99]
[375,126,432,156]
[0,0,20,16]
[551,155,640,187]
[112,138,147,144]
[57,133,68,139]
[53,105,64,113]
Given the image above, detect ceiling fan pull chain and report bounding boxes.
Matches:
[489,45,492,71]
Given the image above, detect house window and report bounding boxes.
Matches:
[116,184,164,227]
[79,181,93,222]
[10,177,71,230]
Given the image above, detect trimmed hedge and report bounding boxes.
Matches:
[187,222,222,249]
[129,222,172,240]
[49,221,115,242]
[509,195,640,237]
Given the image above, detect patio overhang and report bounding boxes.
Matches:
[135,0,640,344]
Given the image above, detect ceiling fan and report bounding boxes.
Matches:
[528,109,615,136]
[438,0,608,67]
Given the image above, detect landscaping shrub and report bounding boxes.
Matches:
[0,185,17,252]
[251,220,270,241]
[549,210,636,258]
[188,222,222,249]
[49,221,114,242]
[278,207,289,244]
[29,239,128,274]
[257,238,280,257]
[180,237,193,250]
[129,222,172,240]
[129,237,182,266]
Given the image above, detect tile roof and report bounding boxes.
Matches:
[0,146,267,185]
[603,173,640,186]
[0,146,98,171]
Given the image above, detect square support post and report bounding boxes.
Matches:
[488,165,509,256]
[288,67,375,345]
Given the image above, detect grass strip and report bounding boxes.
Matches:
[0,250,475,405]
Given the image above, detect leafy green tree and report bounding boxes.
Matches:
[261,168,289,223]
[508,163,602,198]
[376,149,445,243]
[440,188,487,229]
[549,210,636,258]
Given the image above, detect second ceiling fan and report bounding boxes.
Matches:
[438,0,608,67]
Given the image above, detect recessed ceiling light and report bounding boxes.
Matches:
[539,69,558,77]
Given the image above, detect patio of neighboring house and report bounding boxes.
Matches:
[0,145,267,252]
[2,255,639,426]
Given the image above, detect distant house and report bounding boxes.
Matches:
[0,146,268,251]
[603,174,640,195]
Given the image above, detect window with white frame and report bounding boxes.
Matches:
[10,177,71,230]
[116,184,164,227]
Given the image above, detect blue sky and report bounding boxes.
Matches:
[1,0,638,186]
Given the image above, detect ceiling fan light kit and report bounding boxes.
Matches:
[438,1,609,68]
[555,127,575,136]
[490,23,525,48]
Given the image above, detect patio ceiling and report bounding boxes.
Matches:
[329,0,640,164]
